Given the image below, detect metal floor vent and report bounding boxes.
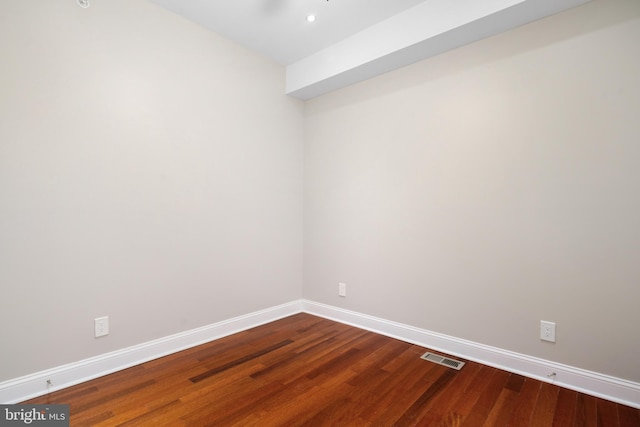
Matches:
[420,352,465,370]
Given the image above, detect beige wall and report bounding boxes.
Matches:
[0,0,303,381]
[304,0,640,382]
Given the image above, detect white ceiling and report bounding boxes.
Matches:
[149,0,427,65]
[150,0,592,100]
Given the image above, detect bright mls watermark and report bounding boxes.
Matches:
[0,405,69,426]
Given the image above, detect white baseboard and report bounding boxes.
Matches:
[301,300,640,409]
[2,299,638,409]
[0,301,302,404]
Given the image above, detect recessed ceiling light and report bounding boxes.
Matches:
[306,14,316,23]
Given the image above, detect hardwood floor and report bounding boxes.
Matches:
[25,313,639,426]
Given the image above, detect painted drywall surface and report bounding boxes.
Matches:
[304,0,640,382]
[0,0,303,381]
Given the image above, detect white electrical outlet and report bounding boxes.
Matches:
[540,320,556,342]
[95,316,109,337]
[338,282,346,297]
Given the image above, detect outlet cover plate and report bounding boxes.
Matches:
[540,320,556,342]
[338,282,346,297]
[95,316,109,338]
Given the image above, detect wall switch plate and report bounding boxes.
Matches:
[95,316,109,337]
[540,320,556,342]
[338,282,346,297]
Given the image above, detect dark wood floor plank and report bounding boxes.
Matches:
[461,369,510,426]
[530,382,561,426]
[482,374,523,426]
[291,326,366,365]
[618,404,640,427]
[436,365,499,426]
[189,339,293,383]
[505,373,526,392]
[417,361,483,425]
[181,379,287,426]
[347,339,412,386]
[575,393,599,427]
[597,397,620,427]
[299,398,352,426]
[73,410,115,427]
[71,379,156,415]
[22,313,636,426]
[370,367,444,425]
[394,368,457,425]
[359,348,441,424]
[259,370,357,426]
[506,377,543,426]
[552,387,578,426]
[115,399,184,427]
[249,326,347,380]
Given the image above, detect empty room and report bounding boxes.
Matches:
[1,0,639,425]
